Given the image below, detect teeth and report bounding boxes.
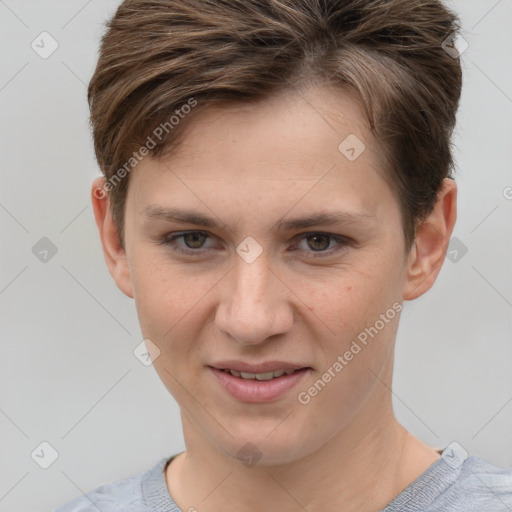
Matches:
[226,369,298,380]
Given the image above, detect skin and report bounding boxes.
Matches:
[91,83,457,512]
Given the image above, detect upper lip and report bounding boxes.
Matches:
[209,360,311,373]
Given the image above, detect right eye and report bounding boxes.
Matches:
[160,230,218,256]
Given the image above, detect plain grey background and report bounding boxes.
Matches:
[1,0,511,510]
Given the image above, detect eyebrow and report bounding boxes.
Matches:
[142,205,376,232]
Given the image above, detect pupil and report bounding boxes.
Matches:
[308,234,329,251]
[184,232,205,248]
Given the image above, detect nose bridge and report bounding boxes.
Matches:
[215,252,292,344]
[234,255,271,309]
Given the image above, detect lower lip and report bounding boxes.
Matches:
[209,367,311,403]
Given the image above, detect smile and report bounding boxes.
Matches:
[221,368,301,380]
[209,366,311,403]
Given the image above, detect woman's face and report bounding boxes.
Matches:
[120,84,413,465]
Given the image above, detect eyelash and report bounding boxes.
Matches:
[159,230,349,258]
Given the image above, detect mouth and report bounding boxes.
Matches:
[208,365,312,403]
[216,367,309,381]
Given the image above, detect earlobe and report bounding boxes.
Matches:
[91,177,134,299]
[402,178,457,301]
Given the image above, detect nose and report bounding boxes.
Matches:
[214,252,294,346]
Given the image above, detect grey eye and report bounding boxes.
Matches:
[305,234,331,251]
[182,232,208,249]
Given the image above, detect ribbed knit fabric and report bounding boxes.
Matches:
[55,442,512,511]
[383,442,512,511]
[140,454,182,512]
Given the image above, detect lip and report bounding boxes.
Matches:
[210,360,310,374]
[208,366,311,403]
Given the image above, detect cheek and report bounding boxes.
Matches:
[301,263,402,384]
[132,249,204,311]
[132,266,209,400]
[305,265,397,331]
[129,256,212,353]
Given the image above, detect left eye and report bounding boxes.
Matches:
[295,233,344,253]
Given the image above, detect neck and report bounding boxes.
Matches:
[166,403,439,512]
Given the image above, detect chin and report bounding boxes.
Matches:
[218,428,312,468]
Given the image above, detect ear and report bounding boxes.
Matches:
[91,177,134,299]
[403,178,457,301]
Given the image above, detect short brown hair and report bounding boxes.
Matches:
[88,0,463,251]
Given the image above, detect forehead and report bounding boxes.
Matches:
[128,84,396,224]
[169,84,373,169]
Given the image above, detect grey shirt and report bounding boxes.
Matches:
[55,442,512,511]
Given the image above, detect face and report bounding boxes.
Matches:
[112,84,421,465]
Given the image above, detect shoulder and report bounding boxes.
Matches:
[54,458,167,512]
[435,455,512,511]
